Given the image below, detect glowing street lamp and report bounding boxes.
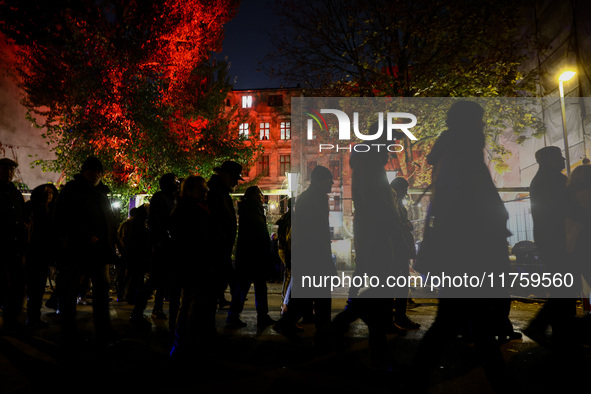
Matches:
[287,172,300,198]
[558,70,576,177]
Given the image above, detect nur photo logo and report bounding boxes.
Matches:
[304,108,418,153]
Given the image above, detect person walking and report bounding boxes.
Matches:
[54,156,118,347]
[170,175,221,358]
[390,177,420,331]
[207,161,243,309]
[0,158,28,334]
[274,166,336,350]
[330,128,411,364]
[126,204,154,329]
[24,183,59,329]
[148,173,179,321]
[524,146,579,349]
[226,186,275,328]
[128,173,179,332]
[412,101,514,392]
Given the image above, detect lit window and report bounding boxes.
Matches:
[260,122,270,140]
[239,123,249,137]
[280,121,291,140]
[242,95,253,108]
[280,155,291,175]
[258,155,270,177]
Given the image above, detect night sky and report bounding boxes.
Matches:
[217,0,280,90]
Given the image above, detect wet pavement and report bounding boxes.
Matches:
[1,282,590,394]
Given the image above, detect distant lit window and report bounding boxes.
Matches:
[280,121,291,140]
[239,123,249,137]
[260,122,270,140]
[258,155,270,177]
[280,155,291,175]
[242,95,253,108]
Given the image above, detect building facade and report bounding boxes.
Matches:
[226,87,301,226]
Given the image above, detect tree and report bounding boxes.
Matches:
[265,0,543,185]
[0,0,260,201]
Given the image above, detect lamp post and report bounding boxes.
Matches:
[287,172,300,198]
[558,70,576,177]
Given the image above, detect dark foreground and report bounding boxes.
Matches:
[1,283,591,394]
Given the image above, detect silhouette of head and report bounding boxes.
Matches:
[446,101,485,130]
[567,164,591,193]
[310,165,334,194]
[31,183,58,206]
[535,146,565,172]
[159,173,179,194]
[81,156,104,186]
[390,177,409,197]
[241,185,264,205]
[180,175,208,203]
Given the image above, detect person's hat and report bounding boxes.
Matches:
[81,156,104,172]
[214,160,244,181]
[0,158,18,167]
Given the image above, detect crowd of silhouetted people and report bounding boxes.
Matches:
[2,101,591,392]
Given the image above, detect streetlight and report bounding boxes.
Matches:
[287,172,300,198]
[558,70,576,177]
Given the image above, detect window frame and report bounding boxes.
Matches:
[242,95,253,108]
[259,122,270,140]
[280,121,291,140]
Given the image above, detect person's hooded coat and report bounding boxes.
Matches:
[235,197,272,277]
[55,174,117,265]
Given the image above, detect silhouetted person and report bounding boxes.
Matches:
[390,176,420,330]
[207,161,243,309]
[412,101,513,392]
[148,173,179,321]
[524,146,578,349]
[0,158,27,333]
[125,204,153,329]
[331,127,411,364]
[115,206,138,302]
[276,198,292,311]
[274,166,336,350]
[226,186,275,328]
[24,183,59,329]
[566,164,591,317]
[170,176,221,359]
[55,156,117,346]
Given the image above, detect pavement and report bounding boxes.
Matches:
[1,282,591,394]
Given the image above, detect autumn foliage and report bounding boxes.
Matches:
[0,0,258,196]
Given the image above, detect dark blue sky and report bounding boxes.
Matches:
[217,0,280,90]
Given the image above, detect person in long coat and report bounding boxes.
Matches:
[54,156,118,346]
[0,158,27,333]
[207,161,243,308]
[226,186,275,328]
[412,101,514,392]
[274,166,336,349]
[170,175,221,358]
[25,183,59,329]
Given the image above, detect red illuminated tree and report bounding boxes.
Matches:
[0,0,259,198]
